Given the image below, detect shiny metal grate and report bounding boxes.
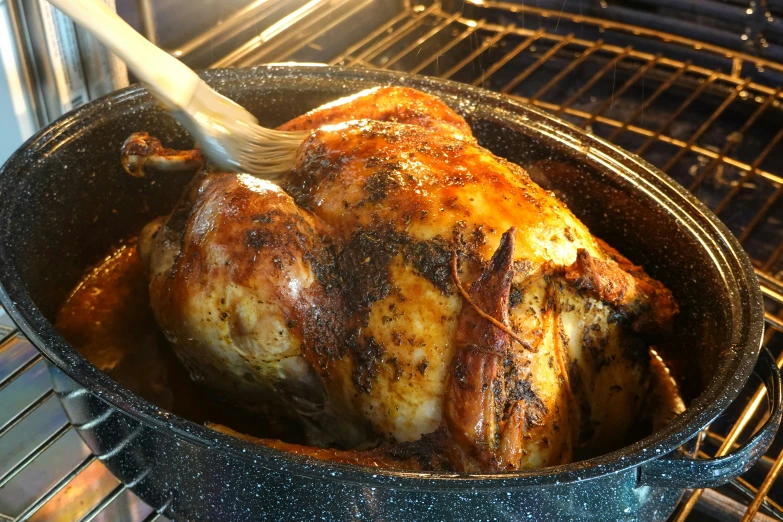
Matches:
[0,314,170,522]
[3,0,783,520]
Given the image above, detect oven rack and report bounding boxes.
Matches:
[3,0,783,520]
[472,0,783,67]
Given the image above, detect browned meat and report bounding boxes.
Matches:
[121,132,203,178]
[442,229,566,471]
[564,242,677,334]
[130,86,677,471]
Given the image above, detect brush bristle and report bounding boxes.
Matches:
[235,127,308,180]
[177,81,309,180]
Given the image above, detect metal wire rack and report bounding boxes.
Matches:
[501,0,783,65]
[3,0,783,520]
[0,317,171,521]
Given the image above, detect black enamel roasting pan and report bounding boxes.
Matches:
[0,66,780,521]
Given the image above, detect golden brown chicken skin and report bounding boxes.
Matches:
[128,86,676,472]
[279,86,474,142]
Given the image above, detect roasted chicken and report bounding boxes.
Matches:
[126,87,677,472]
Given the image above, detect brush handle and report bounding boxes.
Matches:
[46,0,200,109]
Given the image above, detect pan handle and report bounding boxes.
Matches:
[638,348,782,489]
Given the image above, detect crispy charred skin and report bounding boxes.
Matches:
[443,229,573,471]
[564,241,678,334]
[121,132,203,178]
[444,228,517,470]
